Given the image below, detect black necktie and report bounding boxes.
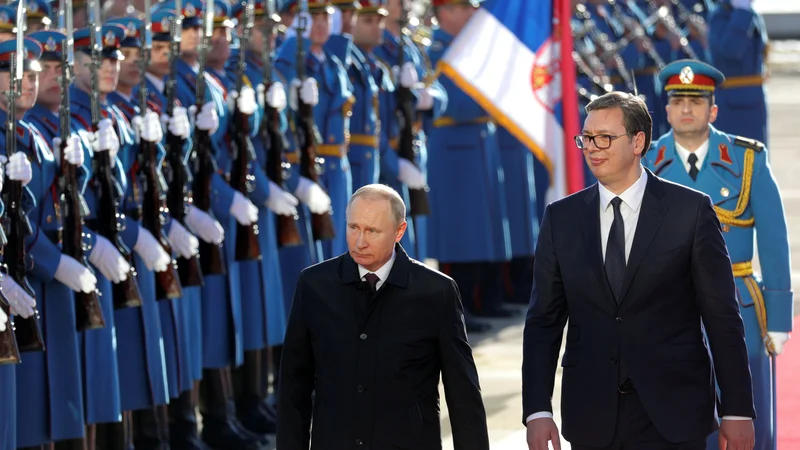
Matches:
[364,273,380,295]
[687,153,699,181]
[605,197,626,304]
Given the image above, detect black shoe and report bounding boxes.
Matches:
[238,397,277,435]
[465,320,492,333]
[201,417,265,450]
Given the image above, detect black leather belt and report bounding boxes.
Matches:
[618,379,636,395]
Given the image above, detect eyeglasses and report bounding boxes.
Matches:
[574,133,631,150]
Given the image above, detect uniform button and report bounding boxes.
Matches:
[46,215,53,223]
[616,317,623,322]
[359,333,367,340]
[365,152,372,159]
[355,439,364,446]
[611,358,617,364]
[357,385,364,393]
[328,135,335,143]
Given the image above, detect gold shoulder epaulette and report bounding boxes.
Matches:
[734,136,765,152]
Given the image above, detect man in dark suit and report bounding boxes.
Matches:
[523,92,756,450]
[277,184,490,450]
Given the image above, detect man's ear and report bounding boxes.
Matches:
[395,220,407,243]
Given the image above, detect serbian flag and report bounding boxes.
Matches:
[439,0,584,201]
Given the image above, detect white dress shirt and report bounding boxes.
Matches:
[357,250,396,291]
[674,139,710,174]
[526,167,748,423]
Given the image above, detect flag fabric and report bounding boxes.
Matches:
[439,0,584,201]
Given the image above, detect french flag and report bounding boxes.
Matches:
[439,0,584,201]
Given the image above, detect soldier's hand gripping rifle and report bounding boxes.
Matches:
[294,1,334,241]
[59,0,105,330]
[164,0,205,285]
[397,6,430,217]
[0,174,19,364]
[4,2,44,352]
[191,0,226,275]
[260,0,301,247]
[86,0,144,309]
[137,3,183,300]
[230,0,262,261]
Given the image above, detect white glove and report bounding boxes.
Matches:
[133,110,164,143]
[730,0,752,9]
[185,206,225,244]
[399,62,418,88]
[294,176,331,215]
[191,102,219,134]
[416,87,434,111]
[132,226,172,273]
[289,78,319,110]
[167,220,200,259]
[0,274,36,319]
[266,180,299,216]
[6,152,32,187]
[88,234,130,283]
[93,118,120,160]
[162,106,191,139]
[54,255,98,294]
[53,135,85,166]
[768,331,790,355]
[264,82,287,111]
[0,305,6,332]
[235,86,258,115]
[230,191,259,226]
[397,159,426,189]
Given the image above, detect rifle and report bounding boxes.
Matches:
[396,6,430,217]
[229,0,262,261]
[191,0,226,275]
[0,214,19,364]
[164,0,205,285]
[4,2,44,353]
[137,3,183,300]
[294,1,334,241]
[86,0,144,309]
[59,0,105,330]
[260,0,301,247]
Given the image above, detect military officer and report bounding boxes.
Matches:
[142,9,225,449]
[228,0,298,435]
[276,0,354,261]
[10,0,52,32]
[645,60,792,450]
[71,23,176,448]
[707,0,769,146]
[427,0,511,328]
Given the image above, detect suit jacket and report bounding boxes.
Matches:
[522,169,755,447]
[277,244,489,450]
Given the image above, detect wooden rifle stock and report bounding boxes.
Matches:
[263,101,302,247]
[230,109,262,262]
[165,131,204,286]
[296,90,335,241]
[192,128,226,276]
[140,139,183,300]
[0,291,20,365]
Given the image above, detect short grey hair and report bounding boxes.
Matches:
[348,184,406,226]
[585,91,653,156]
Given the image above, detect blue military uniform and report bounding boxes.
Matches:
[707,0,769,146]
[645,60,792,450]
[10,0,52,30]
[275,3,354,261]
[70,25,171,420]
[5,37,87,447]
[25,30,124,433]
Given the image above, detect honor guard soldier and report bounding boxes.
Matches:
[71,22,175,448]
[229,0,296,435]
[645,60,792,450]
[151,2,268,448]
[427,0,512,330]
[24,28,124,449]
[144,9,226,449]
[1,35,89,449]
[276,0,354,261]
[707,0,769,146]
[10,0,52,32]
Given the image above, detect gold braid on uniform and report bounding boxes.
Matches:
[742,273,776,354]
[714,148,755,227]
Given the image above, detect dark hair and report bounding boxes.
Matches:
[585,91,653,157]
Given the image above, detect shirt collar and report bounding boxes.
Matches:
[145,72,166,94]
[674,139,710,172]
[357,249,397,284]
[598,166,648,213]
